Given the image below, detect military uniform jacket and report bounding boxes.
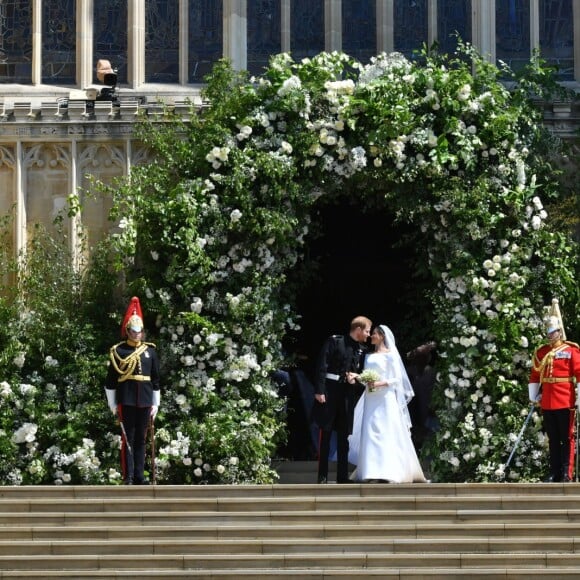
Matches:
[529,341,580,410]
[106,340,161,407]
[311,334,367,431]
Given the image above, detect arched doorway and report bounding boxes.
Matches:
[291,201,431,378]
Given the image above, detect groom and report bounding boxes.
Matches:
[312,316,371,483]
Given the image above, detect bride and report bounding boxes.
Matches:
[347,324,427,483]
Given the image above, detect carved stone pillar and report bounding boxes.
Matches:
[128,0,146,87]
[325,0,342,52]
[77,0,94,88]
[472,0,496,63]
[224,0,247,72]
[377,0,394,54]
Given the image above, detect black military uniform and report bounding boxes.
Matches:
[105,297,161,485]
[312,334,367,483]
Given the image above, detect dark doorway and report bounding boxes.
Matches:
[288,201,427,380]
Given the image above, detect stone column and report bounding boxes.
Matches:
[281,0,291,54]
[128,0,146,87]
[31,0,42,85]
[77,0,94,88]
[472,0,496,63]
[377,0,394,54]
[15,141,26,260]
[70,140,82,270]
[179,0,188,85]
[529,0,540,51]
[428,0,437,48]
[325,0,341,52]
[224,0,247,72]
[574,0,580,81]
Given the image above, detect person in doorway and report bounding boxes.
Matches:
[348,324,427,483]
[406,341,437,451]
[312,316,372,483]
[528,300,580,483]
[105,297,161,485]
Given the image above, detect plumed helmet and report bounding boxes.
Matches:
[121,296,144,337]
[544,298,566,340]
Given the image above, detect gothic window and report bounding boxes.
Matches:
[539,0,574,80]
[188,0,223,83]
[394,0,428,60]
[247,0,281,76]
[0,0,32,83]
[94,1,128,84]
[145,0,179,83]
[343,0,376,63]
[438,0,472,55]
[42,0,76,85]
[290,0,324,61]
[496,0,530,73]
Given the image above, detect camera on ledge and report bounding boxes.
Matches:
[68,59,118,103]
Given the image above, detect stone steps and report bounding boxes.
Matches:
[1,473,580,578]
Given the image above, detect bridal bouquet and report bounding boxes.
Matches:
[358,369,380,392]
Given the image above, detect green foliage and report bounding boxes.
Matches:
[0,45,578,484]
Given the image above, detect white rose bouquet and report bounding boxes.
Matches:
[358,369,380,392]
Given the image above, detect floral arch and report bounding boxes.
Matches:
[1,47,577,485]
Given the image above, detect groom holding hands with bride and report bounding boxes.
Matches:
[348,324,427,483]
[312,318,427,484]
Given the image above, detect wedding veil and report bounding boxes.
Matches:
[380,324,415,428]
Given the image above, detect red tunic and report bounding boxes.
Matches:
[529,341,580,410]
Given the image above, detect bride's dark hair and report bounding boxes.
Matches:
[373,326,386,350]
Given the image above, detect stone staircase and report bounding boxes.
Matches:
[1,461,580,578]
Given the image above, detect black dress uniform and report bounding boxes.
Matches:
[106,338,160,484]
[312,334,367,483]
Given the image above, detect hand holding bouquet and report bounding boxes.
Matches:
[358,369,380,392]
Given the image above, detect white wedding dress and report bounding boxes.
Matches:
[348,351,427,483]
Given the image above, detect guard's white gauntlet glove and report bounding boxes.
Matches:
[528,383,540,404]
[105,388,117,416]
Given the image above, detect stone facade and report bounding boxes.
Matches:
[1,0,579,265]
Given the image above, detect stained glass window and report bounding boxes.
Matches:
[94,0,128,84]
[145,0,179,83]
[247,0,281,76]
[42,0,76,85]
[438,0,472,55]
[343,0,376,63]
[0,0,32,83]
[188,0,223,83]
[290,0,324,61]
[394,0,428,60]
[539,0,573,80]
[496,0,530,73]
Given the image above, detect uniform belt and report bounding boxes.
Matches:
[543,377,573,383]
[118,375,151,382]
[326,373,341,381]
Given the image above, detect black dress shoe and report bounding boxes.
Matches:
[562,475,573,483]
[133,478,150,485]
[317,476,327,484]
[543,474,561,483]
[123,478,133,485]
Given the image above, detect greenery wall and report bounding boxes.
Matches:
[0,45,578,484]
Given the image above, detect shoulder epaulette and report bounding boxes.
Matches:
[565,341,579,349]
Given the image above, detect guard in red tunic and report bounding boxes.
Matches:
[105,297,161,485]
[528,302,580,483]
